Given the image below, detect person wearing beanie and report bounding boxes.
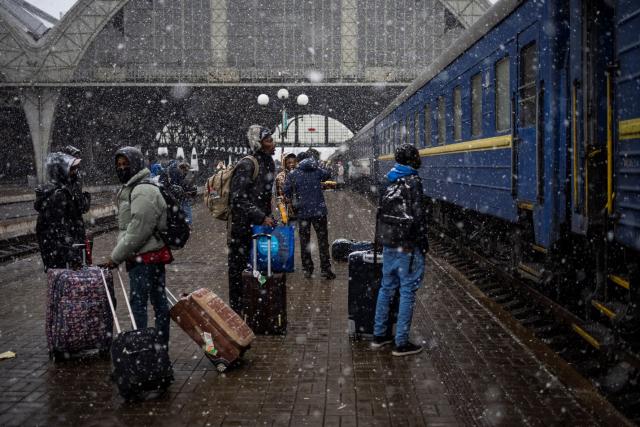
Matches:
[227,125,276,313]
[371,143,429,357]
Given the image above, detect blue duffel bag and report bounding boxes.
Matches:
[250,225,295,273]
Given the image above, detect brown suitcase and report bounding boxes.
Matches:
[167,288,255,372]
[241,233,287,335]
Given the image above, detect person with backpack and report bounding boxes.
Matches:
[102,146,173,348]
[284,149,336,280]
[226,125,276,313]
[275,153,297,223]
[34,152,87,270]
[371,144,429,356]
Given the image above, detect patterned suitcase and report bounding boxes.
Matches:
[46,267,114,360]
[167,288,255,372]
[241,234,287,335]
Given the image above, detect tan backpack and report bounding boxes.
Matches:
[204,156,259,220]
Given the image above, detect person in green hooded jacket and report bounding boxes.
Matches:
[103,146,171,348]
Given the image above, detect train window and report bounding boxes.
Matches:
[495,57,511,132]
[519,43,537,128]
[453,86,462,142]
[471,73,482,137]
[437,96,446,145]
[424,104,432,146]
[414,111,420,146]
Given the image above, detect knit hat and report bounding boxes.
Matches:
[247,125,272,152]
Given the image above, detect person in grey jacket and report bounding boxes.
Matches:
[103,146,171,347]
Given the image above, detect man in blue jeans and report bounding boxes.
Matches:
[372,144,429,356]
[103,147,172,348]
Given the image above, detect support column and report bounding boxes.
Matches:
[21,88,60,184]
[209,0,236,81]
[340,0,358,79]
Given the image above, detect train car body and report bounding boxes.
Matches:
[345,0,639,347]
[615,0,640,253]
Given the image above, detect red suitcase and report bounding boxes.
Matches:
[241,233,287,335]
[167,288,255,372]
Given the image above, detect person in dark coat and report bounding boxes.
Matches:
[371,144,429,357]
[34,152,87,270]
[227,125,276,313]
[284,150,336,280]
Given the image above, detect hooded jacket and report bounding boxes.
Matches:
[284,157,332,219]
[34,153,86,269]
[376,163,429,253]
[228,149,275,233]
[111,148,167,265]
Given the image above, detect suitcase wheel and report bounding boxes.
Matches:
[215,361,229,373]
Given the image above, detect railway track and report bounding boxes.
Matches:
[0,215,117,263]
[428,228,640,424]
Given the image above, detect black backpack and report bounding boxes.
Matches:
[379,178,414,231]
[130,181,191,249]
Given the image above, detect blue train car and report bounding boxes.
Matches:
[615,0,640,253]
[347,0,640,349]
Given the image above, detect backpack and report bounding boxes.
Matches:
[130,181,190,249]
[204,156,259,221]
[379,178,414,233]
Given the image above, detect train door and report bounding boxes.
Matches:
[515,25,540,204]
[569,0,615,234]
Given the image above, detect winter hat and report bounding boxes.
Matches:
[247,125,272,152]
[395,144,421,169]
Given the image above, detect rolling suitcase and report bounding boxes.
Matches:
[102,270,173,401]
[347,249,399,338]
[241,233,287,335]
[167,287,255,372]
[46,248,113,361]
[332,239,374,262]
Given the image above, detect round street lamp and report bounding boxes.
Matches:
[258,89,309,151]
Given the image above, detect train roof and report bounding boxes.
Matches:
[375,0,521,124]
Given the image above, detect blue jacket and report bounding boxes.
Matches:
[284,158,332,219]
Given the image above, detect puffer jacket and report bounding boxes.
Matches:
[229,149,275,234]
[111,168,168,265]
[34,152,86,270]
[283,158,331,219]
[376,165,429,253]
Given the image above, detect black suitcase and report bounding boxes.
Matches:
[101,270,174,400]
[241,233,287,335]
[332,239,374,262]
[347,250,399,338]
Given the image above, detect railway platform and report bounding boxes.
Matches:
[0,191,625,426]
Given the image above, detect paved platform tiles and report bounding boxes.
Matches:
[0,191,605,426]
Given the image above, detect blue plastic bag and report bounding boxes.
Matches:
[250,225,295,273]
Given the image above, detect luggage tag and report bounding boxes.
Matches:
[202,332,218,356]
[253,269,267,286]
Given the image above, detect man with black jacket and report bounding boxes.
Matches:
[34,152,87,270]
[227,125,276,313]
[371,144,429,356]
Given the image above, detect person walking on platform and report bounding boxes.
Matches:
[227,125,276,313]
[275,153,297,222]
[284,149,336,280]
[372,144,429,356]
[102,147,172,348]
[34,152,87,270]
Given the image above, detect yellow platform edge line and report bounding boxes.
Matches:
[378,135,512,160]
[619,118,640,140]
[609,274,630,290]
[591,300,616,320]
[571,324,601,349]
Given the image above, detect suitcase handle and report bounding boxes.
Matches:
[116,270,138,331]
[252,233,272,277]
[165,287,179,306]
[100,269,121,334]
